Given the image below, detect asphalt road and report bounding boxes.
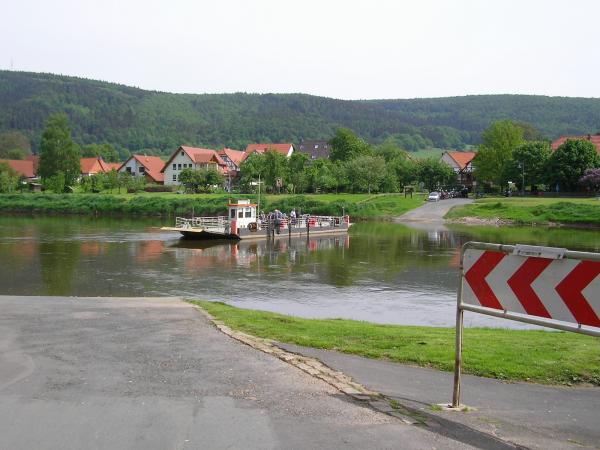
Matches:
[395,198,473,223]
[0,296,470,450]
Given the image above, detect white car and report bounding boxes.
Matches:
[428,191,440,202]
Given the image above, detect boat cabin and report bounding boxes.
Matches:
[228,199,257,231]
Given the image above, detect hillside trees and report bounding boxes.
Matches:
[0,131,31,159]
[38,114,81,191]
[81,143,120,162]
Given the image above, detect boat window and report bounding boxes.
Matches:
[238,211,243,218]
[245,209,252,218]
[230,209,236,219]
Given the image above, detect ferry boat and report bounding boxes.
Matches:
[161,199,351,240]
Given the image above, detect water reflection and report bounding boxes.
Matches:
[0,216,599,327]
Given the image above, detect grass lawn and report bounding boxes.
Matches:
[192,301,600,386]
[446,197,600,226]
[408,148,446,159]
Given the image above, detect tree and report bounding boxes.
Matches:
[416,158,456,191]
[374,138,410,162]
[474,120,525,187]
[503,141,551,189]
[0,162,20,193]
[262,150,288,193]
[545,139,600,191]
[38,114,81,189]
[579,168,600,192]
[239,152,266,192]
[179,168,223,193]
[287,152,309,193]
[81,143,120,162]
[329,128,372,162]
[344,155,386,194]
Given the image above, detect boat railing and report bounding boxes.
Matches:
[175,216,228,229]
[259,215,346,230]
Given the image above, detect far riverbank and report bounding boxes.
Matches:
[0,192,425,220]
[445,197,600,228]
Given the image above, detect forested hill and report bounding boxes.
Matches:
[1,70,600,155]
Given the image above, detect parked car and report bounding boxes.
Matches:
[428,191,440,202]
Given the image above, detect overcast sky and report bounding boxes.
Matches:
[2,0,599,99]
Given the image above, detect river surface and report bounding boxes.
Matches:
[1,215,599,328]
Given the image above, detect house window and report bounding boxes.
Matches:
[139,167,145,173]
[172,164,176,170]
[126,167,132,174]
[172,174,177,181]
[181,151,184,156]
[178,164,182,170]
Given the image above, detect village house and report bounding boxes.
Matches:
[244,143,294,159]
[80,157,121,177]
[551,134,600,155]
[297,140,331,159]
[0,159,36,179]
[440,151,476,188]
[118,154,165,184]
[162,146,228,186]
[218,148,245,175]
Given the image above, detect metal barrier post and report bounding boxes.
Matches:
[452,249,465,408]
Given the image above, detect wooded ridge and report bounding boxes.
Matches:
[2,70,600,154]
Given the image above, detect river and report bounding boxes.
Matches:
[1,215,598,328]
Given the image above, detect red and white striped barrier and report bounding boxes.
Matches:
[462,248,600,328]
[451,242,600,408]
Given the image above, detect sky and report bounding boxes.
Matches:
[2,0,600,99]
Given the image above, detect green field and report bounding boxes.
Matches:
[0,192,426,219]
[193,301,600,386]
[446,197,600,226]
[407,148,446,159]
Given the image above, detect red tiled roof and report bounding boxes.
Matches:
[130,155,165,182]
[551,135,600,155]
[26,155,39,174]
[445,151,476,170]
[0,159,35,178]
[244,143,293,157]
[161,146,227,173]
[219,148,245,166]
[80,157,106,175]
[102,162,123,172]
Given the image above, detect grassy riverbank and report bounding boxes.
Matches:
[446,197,600,226]
[0,193,425,219]
[193,301,600,386]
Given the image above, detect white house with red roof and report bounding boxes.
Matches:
[162,146,228,186]
[441,151,477,187]
[119,155,165,184]
[244,143,294,159]
[551,134,600,155]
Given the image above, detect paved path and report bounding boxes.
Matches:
[395,198,473,224]
[279,343,600,450]
[0,296,470,450]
